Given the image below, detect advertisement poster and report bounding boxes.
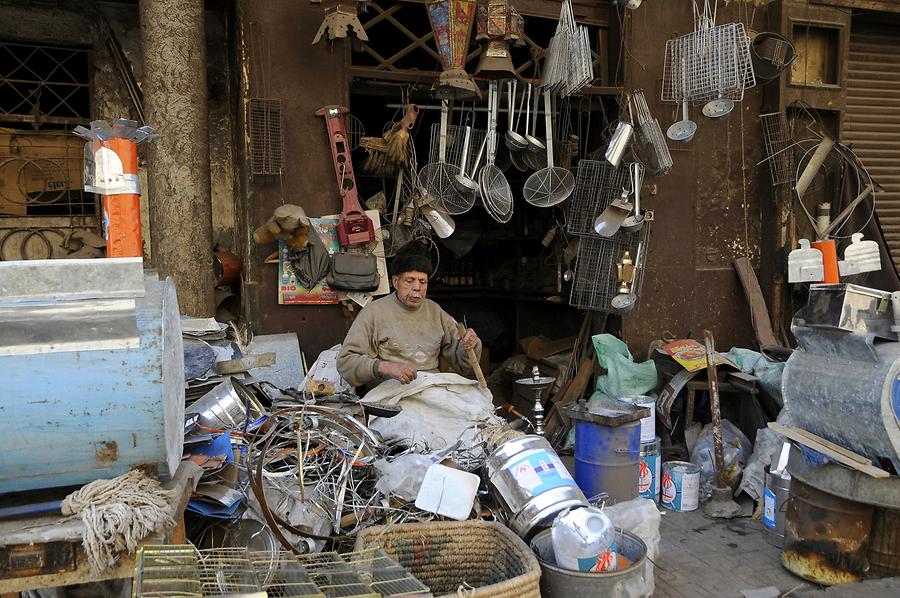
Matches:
[657,339,737,373]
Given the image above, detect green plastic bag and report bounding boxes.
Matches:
[591,333,658,402]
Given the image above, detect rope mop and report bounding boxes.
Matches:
[61,469,177,575]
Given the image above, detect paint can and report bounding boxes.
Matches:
[660,461,701,512]
[617,395,656,443]
[639,437,661,503]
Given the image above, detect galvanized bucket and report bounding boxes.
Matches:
[531,528,650,598]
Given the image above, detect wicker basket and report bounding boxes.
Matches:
[354,520,541,598]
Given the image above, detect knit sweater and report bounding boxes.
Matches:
[336,292,482,387]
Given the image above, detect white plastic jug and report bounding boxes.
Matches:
[551,506,617,573]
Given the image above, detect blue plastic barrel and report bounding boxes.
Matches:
[574,420,641,504]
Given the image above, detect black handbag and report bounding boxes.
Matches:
[327,253,380,291]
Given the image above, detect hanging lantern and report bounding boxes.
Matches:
[426,0,480,100]
[474,0,518,79]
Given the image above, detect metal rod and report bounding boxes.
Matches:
[703,329,727,490]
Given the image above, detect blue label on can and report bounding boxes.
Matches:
[639,453,660,502]
[661,462,700,512]
[763,487,776,529]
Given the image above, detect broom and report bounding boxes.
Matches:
[362,104,418,176]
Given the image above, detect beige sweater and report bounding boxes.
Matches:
[336,293,482,387]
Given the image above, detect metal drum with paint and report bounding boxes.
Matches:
[868,508,900,577]
[660,461,700,512]
[574,419,641,504]
[0,259,184,494]
[639,437,661,503]
[763,464,791,547]
[531,528,651,598]
[617,395,656,443]
[486,435,588,539]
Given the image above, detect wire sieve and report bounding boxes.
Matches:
[479,81,513,223]
[524,89,575,207]
[419,100,470,215]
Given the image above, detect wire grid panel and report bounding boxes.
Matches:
[248,550,324,598]
[299,547,430,598]
[566,160,630,236]
[759,112,796,186]
[569,229,643,312]
[661,23,755,104]
[134,545,203,597]
[249,98,284,176]
[428,123,486,172]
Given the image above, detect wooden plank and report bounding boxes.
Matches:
[789,427,872,466]
[768,422,889,479]
[214,352,276,375]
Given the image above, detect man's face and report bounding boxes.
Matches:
[392,270,429,308]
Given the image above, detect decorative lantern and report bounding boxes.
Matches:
[311,0,369,48]
[474,0,519,79]
[426,0,480,100]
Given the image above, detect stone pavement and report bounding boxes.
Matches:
[653,506,900,597]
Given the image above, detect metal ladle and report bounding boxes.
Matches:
[523,82,546,157]
[621,163,645,233]
[505,80,528,151]
[453,126,480,194]
[667,97,697,143]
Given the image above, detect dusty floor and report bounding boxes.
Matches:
[654,504,900,597]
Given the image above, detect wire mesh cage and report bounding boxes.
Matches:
[299,547,430,598]
[428,123,486,172]
[566,160,630,237]
[759,111,796,187]
[569,223,651,313]
[249,98,284,176]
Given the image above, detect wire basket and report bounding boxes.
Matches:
[759,111,796,186]
[354,521,540,598]
[566,160,630,237]
[569,224,651,313]
[428,123,486,172]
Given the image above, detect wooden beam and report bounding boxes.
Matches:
[812,0,900,13]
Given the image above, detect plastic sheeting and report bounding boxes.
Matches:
[604,496,661,596]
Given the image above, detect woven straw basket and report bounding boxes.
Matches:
[354,520,541,598]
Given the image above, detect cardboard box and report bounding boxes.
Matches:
[0,128,84,216]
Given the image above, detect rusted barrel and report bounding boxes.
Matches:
[782,478,874,585]
[868,508,900,577]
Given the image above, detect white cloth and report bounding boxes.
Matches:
[361,372,501,449]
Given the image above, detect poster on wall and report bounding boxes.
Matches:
[278,209,388,305]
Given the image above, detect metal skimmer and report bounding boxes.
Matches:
[479,81,514,223]
[566,160,630,236]
[632,89,673,176]
[419,101,469,215]
[759,111,796,187]
[523,89,575,207]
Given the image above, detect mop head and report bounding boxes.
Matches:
[61,469,178,576]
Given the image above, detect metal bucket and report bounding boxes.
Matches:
[868,508,900,577]
[186,377,265,430]
[763,464,791,548]
[574,420,640,504]
[617,396,656,443]
[486,435,588,539]
[531,528,650,598]
[660,461,700,512]
[639,438,661,503]
[782,478,874,585]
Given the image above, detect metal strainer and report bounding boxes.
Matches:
[478,81,513,223]
[418,100,470,215]
[523,89,574,207]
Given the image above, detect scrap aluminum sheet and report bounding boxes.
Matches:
[0,257,145,302]
[0,298,139,356]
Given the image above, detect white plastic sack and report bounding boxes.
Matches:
[690,419,753,501]
[361,372,503,450]
[604,497,660,597]
[374,453,434,502]
[301,345,352,394]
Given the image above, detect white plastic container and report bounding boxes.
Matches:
[551,506,617,573]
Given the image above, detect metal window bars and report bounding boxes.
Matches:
[568,225,651,314]
[759,111,796,187]
[134,545,430,598]
[249,98,284,176]
[565,160,629,236]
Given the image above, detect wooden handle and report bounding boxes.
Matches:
[457,323,487,389]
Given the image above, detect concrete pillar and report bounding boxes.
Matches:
[139,0,215,316]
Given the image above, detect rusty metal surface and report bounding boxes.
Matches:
[783,477,874,585]
[868,508,900,577]
[237,0,350,361]
[621,3,761,357]
[0,542,75,581]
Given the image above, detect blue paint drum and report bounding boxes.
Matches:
[574,419,641,504]
[639,437,661,503]
[660,461,701,512]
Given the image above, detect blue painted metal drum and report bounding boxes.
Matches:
[574,419,641,504]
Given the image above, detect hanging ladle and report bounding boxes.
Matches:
[702,97,734,120]
[505,80,528,151]
[523,82,546,157]
[453,125,480,194]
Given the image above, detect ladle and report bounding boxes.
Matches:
[523,82,546,158]
[453,126,480,194]
[504,80,528,151]
[667,97,697,143]
[621,163,645,233]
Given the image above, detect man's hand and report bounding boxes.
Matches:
[378,361,417,384]
[461,328,479,351]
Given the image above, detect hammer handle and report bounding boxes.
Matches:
[457,323,487,389]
